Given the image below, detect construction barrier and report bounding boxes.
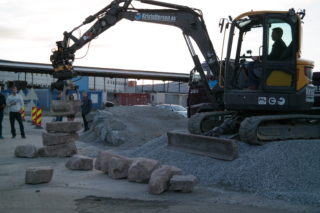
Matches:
[32,107,37,125]
[35,107,43,129]
[20,106,25,121]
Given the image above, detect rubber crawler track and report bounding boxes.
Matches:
[239,114,320,145]
[188,111,234,134]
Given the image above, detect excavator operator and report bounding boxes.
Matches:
[268,27,287,60]
[247,27,287,89]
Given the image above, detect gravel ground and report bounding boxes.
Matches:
[80,106,320,207]
[118,136,320,207]
[0,112,318,212]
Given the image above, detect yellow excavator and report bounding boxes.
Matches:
[50,0,316,160]
[176,8,317,160]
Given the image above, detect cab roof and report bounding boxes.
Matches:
[235,10,289,20]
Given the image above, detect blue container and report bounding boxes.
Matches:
[7,88,105,111]
[74,76,89,91]
[1,90,10,98]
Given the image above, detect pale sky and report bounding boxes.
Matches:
[0,0,319,75]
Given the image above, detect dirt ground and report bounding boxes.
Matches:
[0,113,318,213]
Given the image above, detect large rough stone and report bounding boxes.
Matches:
[14,144,38,158]
[148,165,183,195]
[128,158,160,183]
[94,151,124,173]
[42,132,79,146]
[51,100,81,117]
[46,121,82,133]
[96,119,126,146]
[38,141,77,157]
[65,155,93,170]
[91,111,113,134]
[104,130,126,146]
[25,166,54,184]
[108,156,134,179]
[169,175,198,193]
[90,111,127,146]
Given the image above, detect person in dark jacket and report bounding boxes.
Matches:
[267,27,287,61]
[0,87,6,139]
[81,92,92,131]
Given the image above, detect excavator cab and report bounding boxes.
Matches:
[183,9,318,156]
[223,9,315,111]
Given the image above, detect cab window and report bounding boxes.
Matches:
[267,19,293,61]
[241,26,263,58]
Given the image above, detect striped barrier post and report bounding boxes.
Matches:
[20,106,25,121]
[32,107,37,125]
[35,107,43,129]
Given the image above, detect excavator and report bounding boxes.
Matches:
[50,0,318,160]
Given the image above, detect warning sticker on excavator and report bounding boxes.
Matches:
[306,86,315,102]
[277,97,286,105]
[268,97,276,105]
[258,97,267,105]
[258,96,286,106]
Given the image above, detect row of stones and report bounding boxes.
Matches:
[25,151,197,195]
[89,151,196,194]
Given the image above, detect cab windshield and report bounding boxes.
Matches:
[234,16,263,59]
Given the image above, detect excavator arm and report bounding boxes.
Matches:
[50,0,132,79]
[50,0,220,100]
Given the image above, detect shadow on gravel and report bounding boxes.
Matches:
[75,196,176,213]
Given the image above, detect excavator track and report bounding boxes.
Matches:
[188,111,234,134]
[239,114,320,145]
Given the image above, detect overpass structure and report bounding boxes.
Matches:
[0,59,189,82]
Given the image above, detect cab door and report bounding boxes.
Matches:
[262,15,297,92]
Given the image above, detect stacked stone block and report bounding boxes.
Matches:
[38,121,82,157]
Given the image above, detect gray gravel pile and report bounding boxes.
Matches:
[118,136,320,206]
[80,106,187,149]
